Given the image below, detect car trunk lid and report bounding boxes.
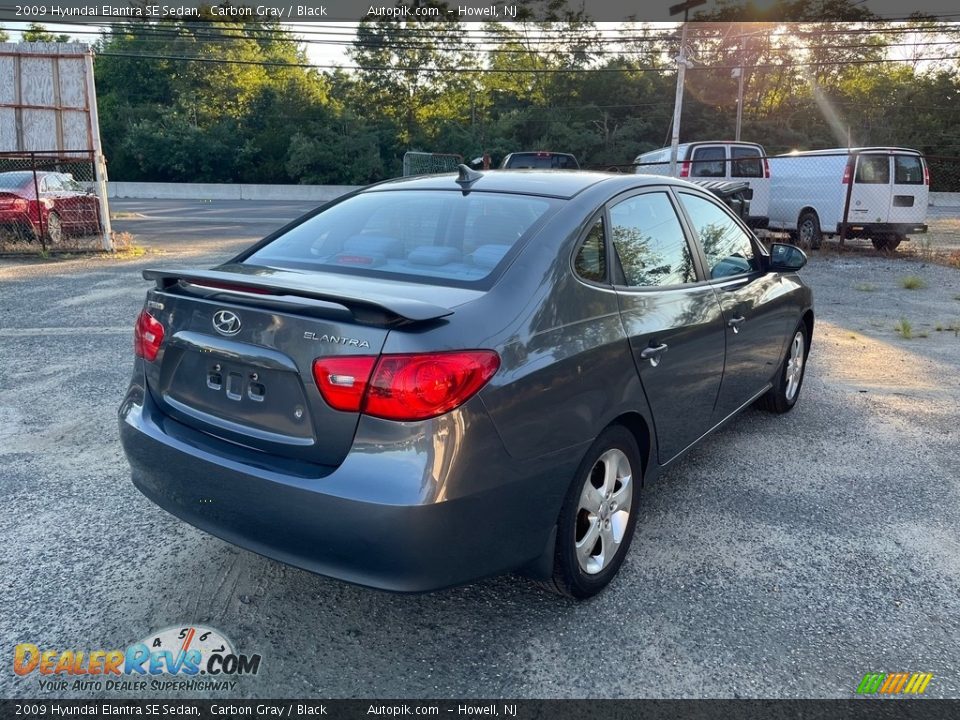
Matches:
[139,266,463,467]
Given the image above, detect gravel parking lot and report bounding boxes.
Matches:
[1,201,958,699]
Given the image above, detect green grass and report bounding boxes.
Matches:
[854,282,877,292]
[900,275,927,290]
[895,318,913,339]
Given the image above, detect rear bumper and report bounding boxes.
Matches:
[119,382,577,592]
[834,222,927,237]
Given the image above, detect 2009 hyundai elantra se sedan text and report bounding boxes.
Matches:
[119,169,813,598]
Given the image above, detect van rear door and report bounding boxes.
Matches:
[729,145,770,219]
[849,153,892,225]
[890,153,929,225]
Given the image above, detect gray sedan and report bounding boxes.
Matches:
[119,169,813,598]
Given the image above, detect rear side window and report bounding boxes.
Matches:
[244,190,556,286]
[731,147,762,178]
[678,192,760,279]
[574,217,606,282]
[609,192,696,288]
[894,155,924,185]
[690,147,726,178]
[855,156,890,184]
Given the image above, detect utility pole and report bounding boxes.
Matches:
[735,23,744,141]
[668,0,705,174]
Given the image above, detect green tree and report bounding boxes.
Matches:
[22,23,70,42]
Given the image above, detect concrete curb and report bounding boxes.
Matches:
[107,182,361,202]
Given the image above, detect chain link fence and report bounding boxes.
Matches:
[603,147,960,262]
[402,151,464,177]
[0,151,110,254]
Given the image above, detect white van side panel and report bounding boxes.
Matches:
[767,155,848,233]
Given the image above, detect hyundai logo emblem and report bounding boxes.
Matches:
[212,310,241,336]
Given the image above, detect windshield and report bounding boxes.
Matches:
[244,190,558,286]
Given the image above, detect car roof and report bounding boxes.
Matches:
[780,147,923,156]
[364,170,694,200]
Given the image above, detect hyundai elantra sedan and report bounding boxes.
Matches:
[119,169,813,598]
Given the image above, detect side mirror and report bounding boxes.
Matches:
[769,242,807,272]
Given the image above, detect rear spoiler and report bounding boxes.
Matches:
[142,268,454,325]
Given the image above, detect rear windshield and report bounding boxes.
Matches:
[690,147,726,177]
[0,171,34,190]
[504,154,578,169]
[244,190,557,286]
[894,155,924,185]
[855,155,890,184]
[731,147,762,178]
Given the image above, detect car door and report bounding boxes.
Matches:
[849,153,891,225]
[608,189,726,464]
[674,189,793,420]
[889,153,928,225]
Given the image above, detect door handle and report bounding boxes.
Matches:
[640,343,668,367]
[727,316,746,334]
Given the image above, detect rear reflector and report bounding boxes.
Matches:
[313,350,500,421]
[312,356,377,412]
[134,310,165,362]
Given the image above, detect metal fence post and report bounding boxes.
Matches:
[30,152,47,253]
[838,150,858,250]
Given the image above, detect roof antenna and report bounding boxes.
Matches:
[455,164,483,192]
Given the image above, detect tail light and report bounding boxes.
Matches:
[763,158,771,178]
[0,195,28,211]
[679,161,691,178]
[923,163,930,186]
[134,310,165,362]
[313,351,500,421]
[841,161,852,184]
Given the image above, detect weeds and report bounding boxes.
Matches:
[900,275,927,290]
[894,318,913,339]
[854,282,876,292]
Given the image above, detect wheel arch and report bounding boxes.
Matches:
[610,412,652,484]
[801,309,814,357]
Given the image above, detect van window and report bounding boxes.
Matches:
[609,192,696,288]
[855,156,890,184]
[690,147,726,178]
[731,147,762,178]
[894,155,924,185]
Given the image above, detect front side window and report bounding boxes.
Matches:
[608,192,696,288]
[894,155,924,185]
[731,147,762,178]
[855,156,890,184]
[690,147,726,178]
[678,192,760,279]
[244,190,556,286]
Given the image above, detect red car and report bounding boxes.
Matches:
[0,170,102,244]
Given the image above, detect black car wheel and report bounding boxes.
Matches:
[543,425,642,599]
[872,234,903,252]
[796,211,822,250]
[759,322,809,414]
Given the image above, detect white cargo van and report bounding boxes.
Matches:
[633,141,771,228]
[767,147,929,250]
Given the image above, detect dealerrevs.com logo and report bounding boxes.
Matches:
[14,625,262,693]
[856,672,934,695]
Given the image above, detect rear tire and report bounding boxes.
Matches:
[796,211,822,250]
[540,425,642,599]
[872,234,903,252]
[759,322,809,414]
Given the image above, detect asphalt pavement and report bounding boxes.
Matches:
[1,200,958,699]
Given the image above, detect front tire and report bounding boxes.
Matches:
[872,234,903,252]
[759,322,809,414]
[542,426,642,599]
[796,211,822,250]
